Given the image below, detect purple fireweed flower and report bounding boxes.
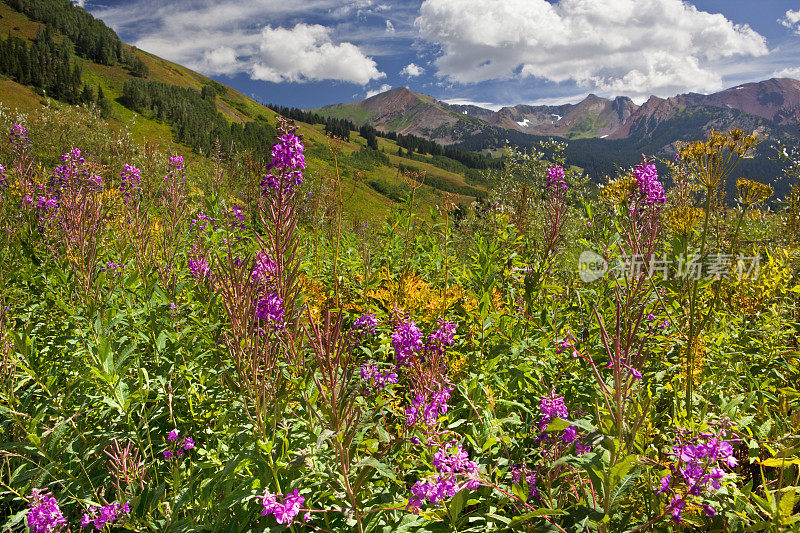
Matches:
[353,313,378,335]
[658,427,738,521]
[546,165,567,191]
[658,475,671,494]
[426,319,456,356]
[407,442,480,514]
[634,162,666,205]
[406,386,451,427]
[188,253,210,280]
[510,466,539,499]
[163,450,173,460]
[11,123,31,152]
[183,437,195,450]
[263,122,305,195]
[51,148,91,188]
[229,204,246,228]
[262,489,305,525]
[360,362,398,391]
[537,391,591,453]
[392,320,423,364]
[561,425,577,443]
[538,391,569,431]
[168,428,179,441]
[120,164,142,202]
[81,502,130,530]
[255,293,285,328]
[168,155,184,172]
[26,489,67,533]
[251,252,277,286]
[669,495,686,522]
[0,164,6,191]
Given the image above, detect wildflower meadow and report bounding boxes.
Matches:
[1,104,800,533]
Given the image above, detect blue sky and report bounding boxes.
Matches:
[80,0,800,109]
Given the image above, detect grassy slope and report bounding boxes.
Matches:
[0,4,485,219]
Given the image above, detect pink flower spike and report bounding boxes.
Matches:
[167,428,179,441]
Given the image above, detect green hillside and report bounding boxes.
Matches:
[0,0,488,219]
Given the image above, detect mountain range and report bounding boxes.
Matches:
[315,78,800,147]
[312,80,800,195]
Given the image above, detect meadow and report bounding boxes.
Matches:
[1,102,800,533]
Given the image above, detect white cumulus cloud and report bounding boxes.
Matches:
[199,46,241,76]
[366,83,392,97]
[251,23,385,84]
[415,0,768,98]
[385,20,395,33]
[774,66,800,79]
[400,62,425,77]
[781,9,800,35]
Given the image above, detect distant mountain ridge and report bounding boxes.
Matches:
[313,78,800,150]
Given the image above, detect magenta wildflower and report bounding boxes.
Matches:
[262,489,305,525]
[163,450,173,460]
[168,155,184,172]
[407,442,480,514]
[360,362,398,391]
[668,495,686,522]
[392,320,423,364]
[251,252,277,286]
[353,313,378,335]
[255,293,285,328]
[188,253,210,280]
[538,391,569,431]
[537,391,591,453]
[26,489,67,533]
[11,123,31,152]
[658,427,739,521]
[52,148,89,187]
[183,437,195,450]
[262,123,305,195]
[119,164,141,202]
[546,165,567,191]
[426,319,456,356]
[81,502,130,530]
[406,386,451,427]
[634,162,666,205]
[167,428,179,441]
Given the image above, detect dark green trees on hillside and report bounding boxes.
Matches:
[122,78,277,157]
[0,27,82,102]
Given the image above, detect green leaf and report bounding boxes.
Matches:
[544,418,571,432]
[506,508,565,528]
[779,487,798,520]
[356,456,396,481]
[761,457,800,467]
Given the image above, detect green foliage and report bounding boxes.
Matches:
[0,28,83,103]
[5,0,125,66]
[122,78,277,157]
